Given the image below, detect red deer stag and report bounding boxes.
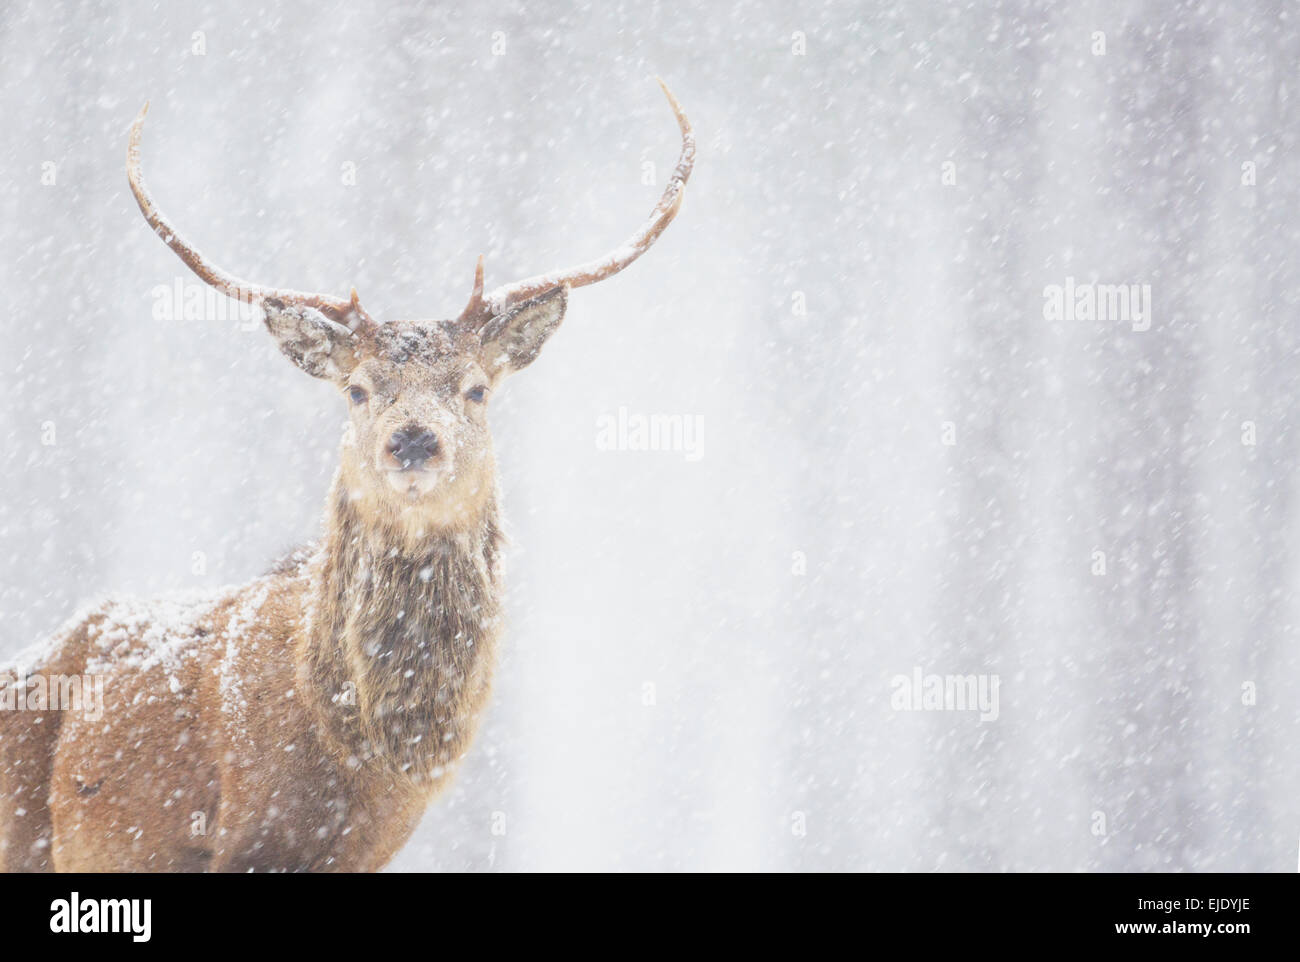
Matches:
[0,82,693,872]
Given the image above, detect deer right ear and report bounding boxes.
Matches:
[478,287,568,380]
[263,301,364,381]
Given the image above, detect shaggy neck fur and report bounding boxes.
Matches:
[300,473,504,783]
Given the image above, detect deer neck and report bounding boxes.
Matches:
[299,472,505,784]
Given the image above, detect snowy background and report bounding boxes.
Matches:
[2,0,1299,871]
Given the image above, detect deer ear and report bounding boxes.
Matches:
[263,301,364,381]
[479,287,567,379]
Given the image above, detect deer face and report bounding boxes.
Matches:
[257,289,566,523]
[344,324,493,505]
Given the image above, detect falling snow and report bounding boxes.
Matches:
[1,0,1298,872]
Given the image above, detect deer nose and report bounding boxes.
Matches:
[387,427,439,469]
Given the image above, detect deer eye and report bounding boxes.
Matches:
[465,385,487,403]
[348,385,369,405]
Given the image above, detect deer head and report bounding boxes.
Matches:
[126,82,694,532]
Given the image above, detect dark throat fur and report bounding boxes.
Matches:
[302,480,505,781]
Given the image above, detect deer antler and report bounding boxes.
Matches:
[458,78,695,328]
[127,102,375,333]
[460,254,487,320]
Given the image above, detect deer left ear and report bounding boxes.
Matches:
[479,287,567,379]
[263,301,364,381]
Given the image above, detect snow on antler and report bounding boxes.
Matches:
[457,79,696,328]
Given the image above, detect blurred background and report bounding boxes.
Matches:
[1,0,1298,871]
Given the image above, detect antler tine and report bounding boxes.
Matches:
[127,103,370,331]
[468,79,695,325]
[457,254,487,324]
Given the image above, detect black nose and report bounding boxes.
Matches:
[387,427,439,469]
